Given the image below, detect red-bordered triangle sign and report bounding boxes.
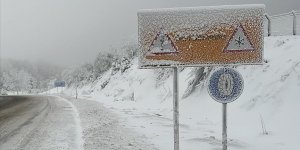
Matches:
[147,31,178,55]
[223,25,255,52]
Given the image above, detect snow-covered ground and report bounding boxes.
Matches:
[0,96,83,150]
[62,35,300,150]
[63,95,157,150]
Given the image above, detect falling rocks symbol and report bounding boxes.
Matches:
[208,68,244,103]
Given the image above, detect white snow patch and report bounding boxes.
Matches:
[55,96,84,150]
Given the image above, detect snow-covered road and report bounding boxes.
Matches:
[0,96,156,150]
[0,96,83,150]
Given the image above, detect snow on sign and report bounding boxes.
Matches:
[224,25,255,52]
[148,30,178,55]
[138,4,265,68]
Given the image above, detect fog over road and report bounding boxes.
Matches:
[0,96,83,150]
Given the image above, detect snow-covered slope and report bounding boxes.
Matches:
[64,36,300,150]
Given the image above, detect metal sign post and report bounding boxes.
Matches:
[222,103,227,150]
[173,67,179,150]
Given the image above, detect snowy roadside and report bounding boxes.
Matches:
[61,95,157,150]
[59,36,300,150]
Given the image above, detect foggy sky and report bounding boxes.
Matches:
[1,0,299,66]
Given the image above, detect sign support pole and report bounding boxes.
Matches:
[222,103,227,150]
[173,67,179,150]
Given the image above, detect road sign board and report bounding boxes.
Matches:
[138,4,265,68]
[208,68,244,103]
[54,81,65,87]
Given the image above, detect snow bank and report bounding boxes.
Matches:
[64,35,300,150]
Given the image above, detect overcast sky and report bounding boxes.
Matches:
[1,0,299,66]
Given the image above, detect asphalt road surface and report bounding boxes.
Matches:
[0,96,82,150]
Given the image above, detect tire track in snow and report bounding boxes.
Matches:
[0,96,84,150]
[63,95,157,150]
[55,96,84,150]
[0,96,49,146]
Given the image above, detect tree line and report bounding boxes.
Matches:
[62,42,137,88]
[0,59,64,94]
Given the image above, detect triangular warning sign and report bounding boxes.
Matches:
[224,25,255,52]
[147,31,178,55]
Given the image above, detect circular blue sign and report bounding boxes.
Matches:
[208,68,244,103]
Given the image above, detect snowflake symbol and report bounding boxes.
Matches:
[235,37,245,47]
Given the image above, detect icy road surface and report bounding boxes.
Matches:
[0,96,156,150]
[0,96,83,150]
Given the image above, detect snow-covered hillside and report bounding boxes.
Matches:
[64,36,300,150]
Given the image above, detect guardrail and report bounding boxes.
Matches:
[264,10,300,36]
